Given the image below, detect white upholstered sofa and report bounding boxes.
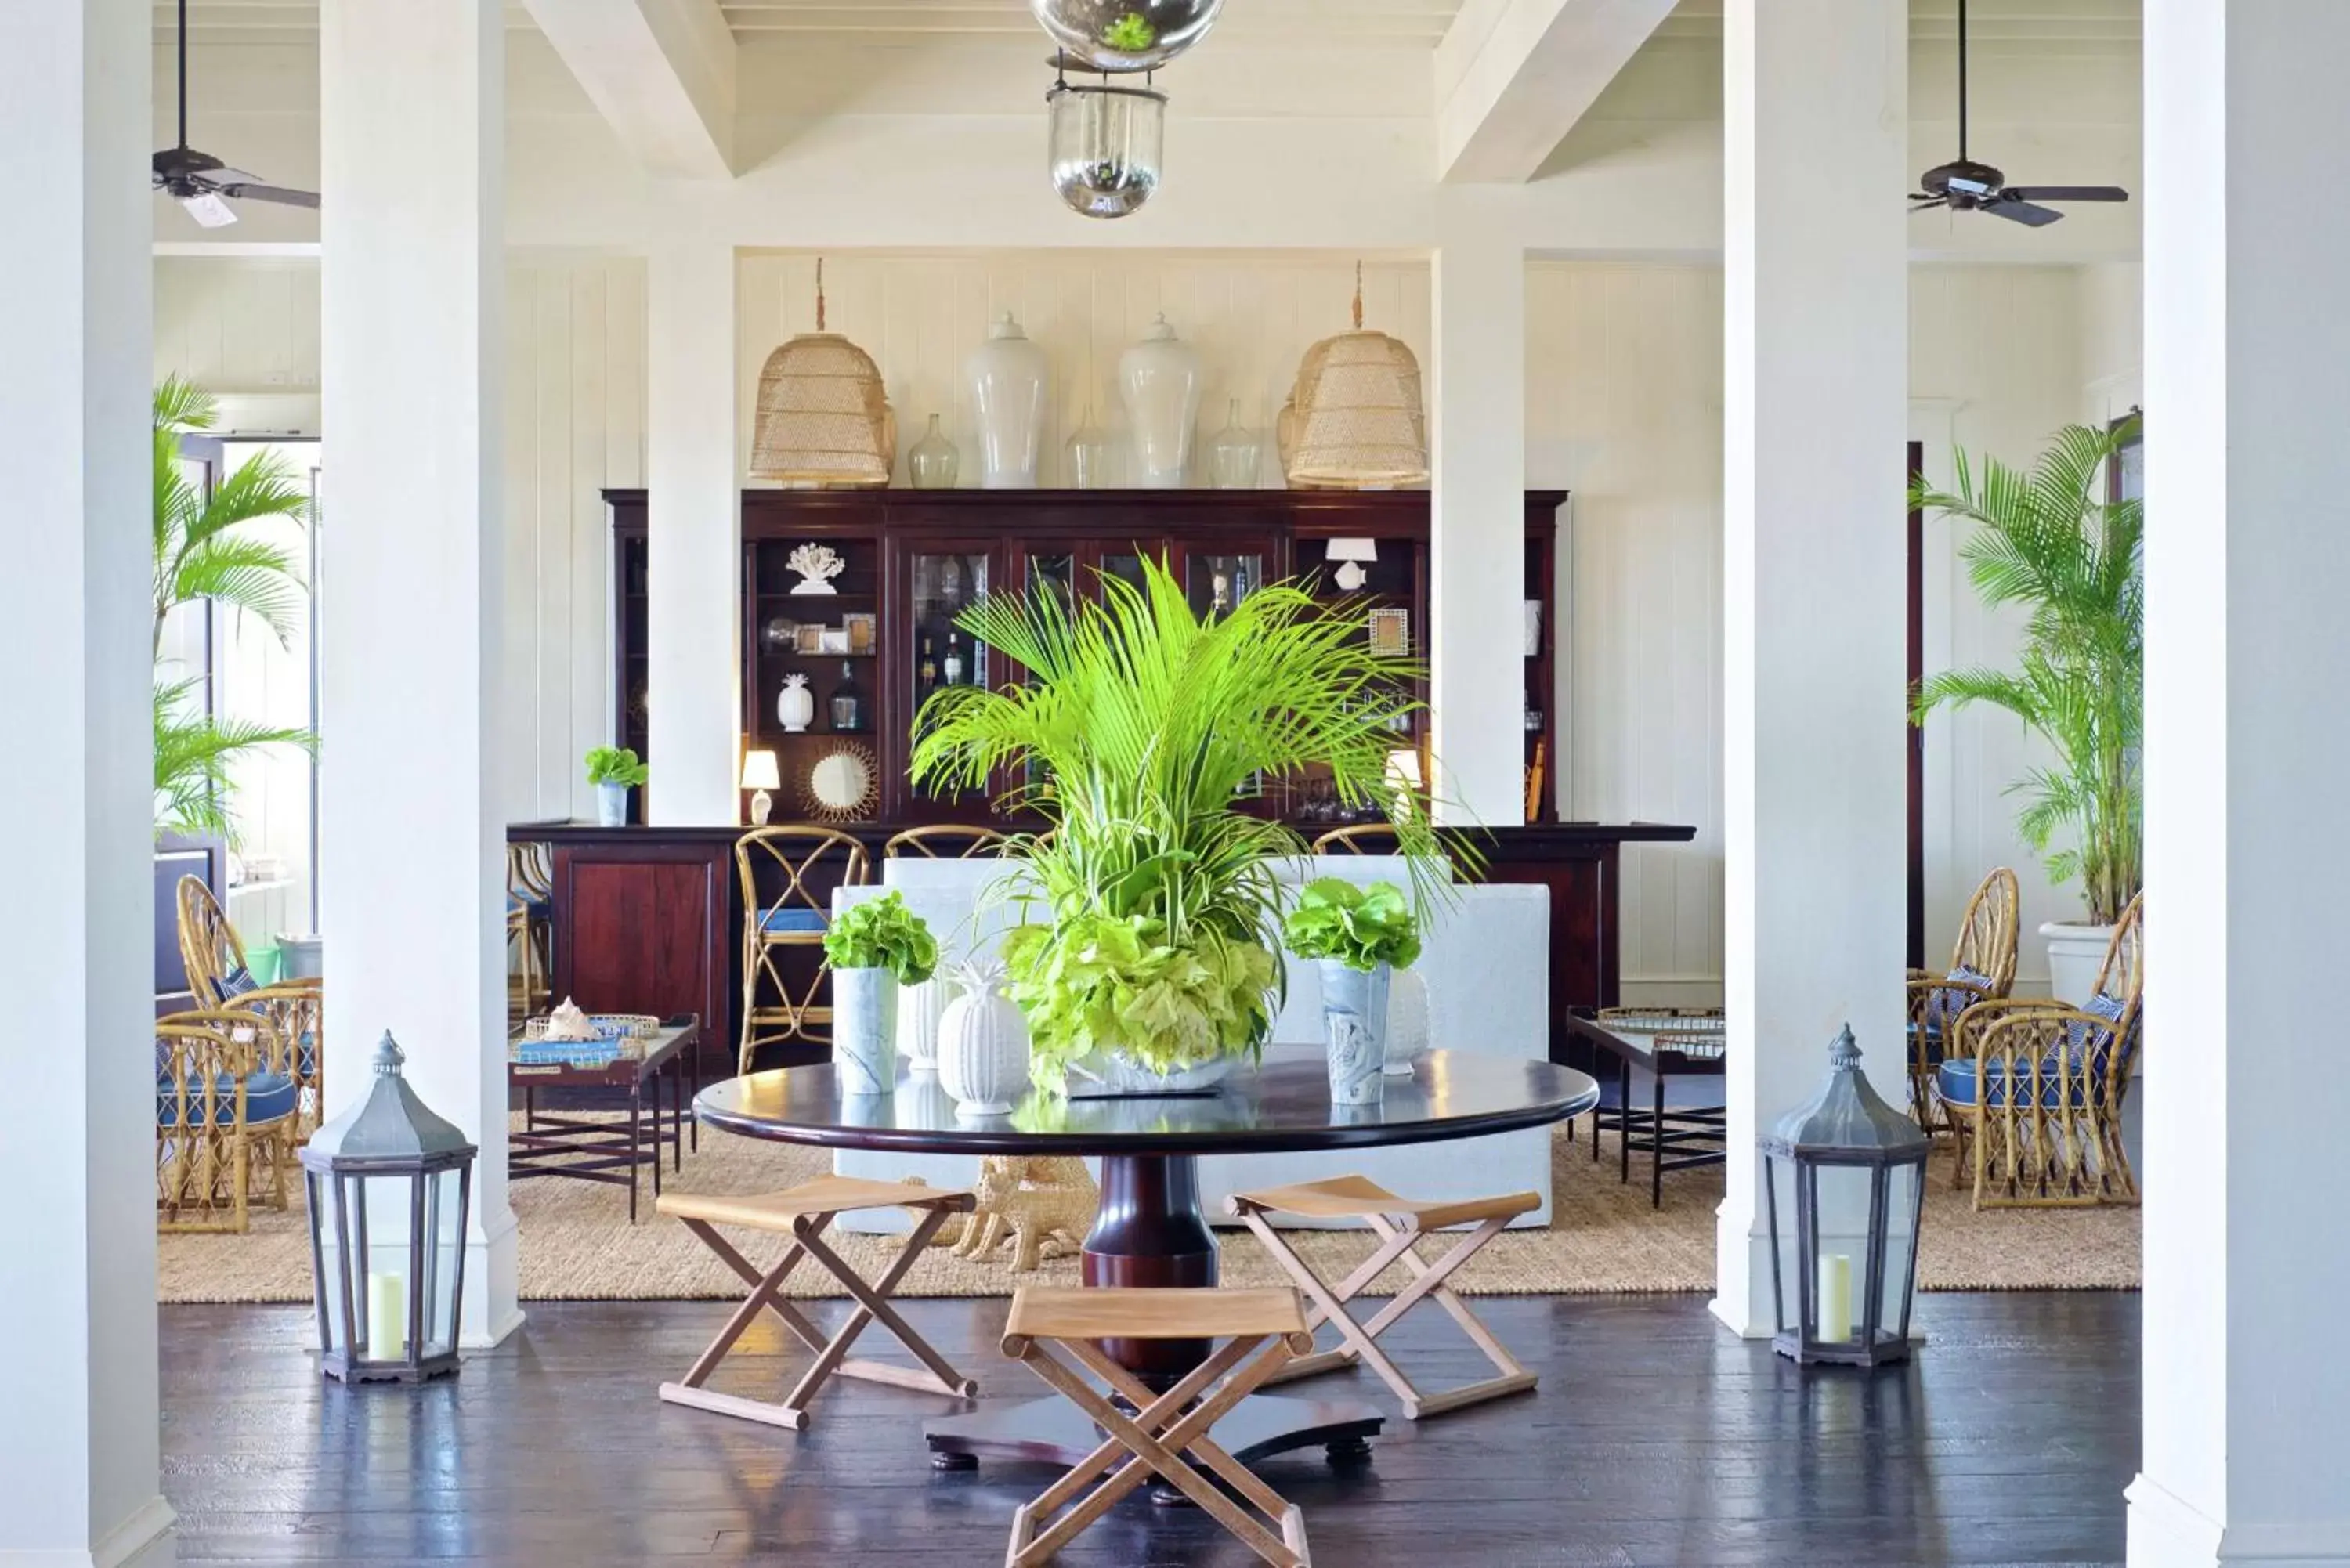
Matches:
[830,853,1552,1232]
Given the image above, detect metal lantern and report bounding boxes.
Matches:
[1047,74,1166,219]
[1761,1025,1929,1367]
[299,1032,475,1383]
[1031,0,1226,73]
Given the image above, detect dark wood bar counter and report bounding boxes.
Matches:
[506,820,1696,1080]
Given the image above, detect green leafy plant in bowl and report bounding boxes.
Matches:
[584,745,649,788]
[911,555,1459,1096]
[822,891,939,985]
[1283,878,1422,972]
[1101,12,1158,52]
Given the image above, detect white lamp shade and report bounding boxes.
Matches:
[1325,538,1379,564]
[740,750,783,792]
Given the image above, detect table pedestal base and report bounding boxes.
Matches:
[924,1393,1383,1484]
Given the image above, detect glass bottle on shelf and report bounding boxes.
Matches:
[1066,409,1114,490]
[1206,399,1262,490]
[909,414,960,490]
[943,630,965,687]
[830,660,864,732]
[920,634,938,697]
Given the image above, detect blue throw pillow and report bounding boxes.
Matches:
[2061,990,2131,1080]
[1921,964,1993,1034]
[217,965,258,1001]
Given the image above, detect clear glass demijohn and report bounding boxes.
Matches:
[1047,75,1166,221]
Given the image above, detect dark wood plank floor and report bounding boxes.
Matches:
[162,1292,2137,1566]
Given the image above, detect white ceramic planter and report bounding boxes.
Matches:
[1071,1053,1237,1097]
[2041,920,2116,1006]
[1384,965,1430,1076]
[595,782,628,827]
[964,311,1048,489]
[1320,959,1390,1106]
[1118,313,1202,489]
[938,962,1030,1117]
[898,974,948,1074]
[831,967,899,1097]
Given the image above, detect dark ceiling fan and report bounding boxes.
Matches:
[1910,0,2128,227]
[153,0,320,227]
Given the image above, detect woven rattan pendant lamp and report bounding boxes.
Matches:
[1277,263,1429,490]
[750,259,896,489]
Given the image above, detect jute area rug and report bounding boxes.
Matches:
[158,1118,2138,1305]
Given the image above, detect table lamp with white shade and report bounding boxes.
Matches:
[1325,538,1378,591]
[741,750,782,826]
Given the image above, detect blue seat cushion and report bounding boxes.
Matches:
[217,964,258,1001]
[760,908,827,935]
[508,893,553,918]
[157,1068,298,1129]
[1936,1055,2083,1111]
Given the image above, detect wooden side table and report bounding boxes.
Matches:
[1564,1008,1727,1208]
[508,1014,700,1223]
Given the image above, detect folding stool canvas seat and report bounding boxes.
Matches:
[656,1176,975,1430]
[1229,1174,1539,1420]
[1000,1286,1315,1568]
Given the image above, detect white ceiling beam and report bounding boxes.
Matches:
[522,0,736,180]
[1436,0,1676,182]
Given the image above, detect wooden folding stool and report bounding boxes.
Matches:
[1000,1287,1314,1568]
[656,1176,976,1430]
[1229,1175,1539,1420]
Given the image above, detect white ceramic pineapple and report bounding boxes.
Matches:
[777,673,815,732]
[938,960,1030,1117]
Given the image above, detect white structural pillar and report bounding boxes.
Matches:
[1430,235,1528,826]
[1713,0,1909,1335]
[0,5,168,1563]
[319,0,519,1346]
[2129,4,2350,1562]
[646,243,742,825]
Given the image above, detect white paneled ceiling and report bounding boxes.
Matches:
[159,0,2140,49]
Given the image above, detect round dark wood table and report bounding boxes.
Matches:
[696,1045,1599,1476]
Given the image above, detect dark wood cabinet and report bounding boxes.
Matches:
[549,836,732,1077]
[602,487,1567,829]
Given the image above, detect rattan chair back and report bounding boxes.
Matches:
[885,826,1010,861]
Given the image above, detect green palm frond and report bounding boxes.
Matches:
[1911,419,2142,922]
[153,378,312,654]
[153,679,316,844]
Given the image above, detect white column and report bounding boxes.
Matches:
[1713,0,1909,1335]
[646,243,742,826]
[1430,236,1528,826]
[0,2,168,1564]
[319,0,519,1346]
[2129,5,2350,1562]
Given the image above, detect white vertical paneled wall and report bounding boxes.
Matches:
[154,252,648,834]
[1527,262,1726,1004]
[736,252,1430,489]
[503,257,647,820]
[155,251,2120,1000]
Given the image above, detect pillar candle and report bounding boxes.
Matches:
[367,1270,407,1358]
[1817,1253,1853,1342]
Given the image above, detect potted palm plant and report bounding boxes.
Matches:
[911,557,1454,1097]
[1911,420,2142,1002]
[152,376,318,843]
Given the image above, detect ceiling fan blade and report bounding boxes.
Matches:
[203,166,262,187]
[1908,190,1943,202]
[1987,198,2063,227]
[1909,196,1949,211]
[179,192,238,229]
[224,182,320,210]
[2004,185,2130,204]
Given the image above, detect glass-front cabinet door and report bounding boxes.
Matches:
[1184,549,1268,620]
[897,541,1002,820]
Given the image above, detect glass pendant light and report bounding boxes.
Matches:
[1031,0,1227,73]
[1047,60,1166,221]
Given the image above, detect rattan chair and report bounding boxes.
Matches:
[507,842,555,1024]
[1936,893,2143,1209]
[1310,824,1397,856]
[157,1009,298,1233]
[735,826,871,1074]
[177,874,325,1139]
[883,825,1010,860]
[1905,867,2021,1133]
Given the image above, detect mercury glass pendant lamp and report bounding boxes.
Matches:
[1047,62,1167,221]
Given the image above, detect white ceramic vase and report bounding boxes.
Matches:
[831,967,899,1097]
[2041,919,2117,1006]
[776,673,815,732]
[595,782,628,827]
[937,961,1030,1117]
[898,974,949,1073]
[1319,959,1390,1106]
[1384,965,1430,1076]
[964,311,1048,489]
[1118,313,1202,489]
